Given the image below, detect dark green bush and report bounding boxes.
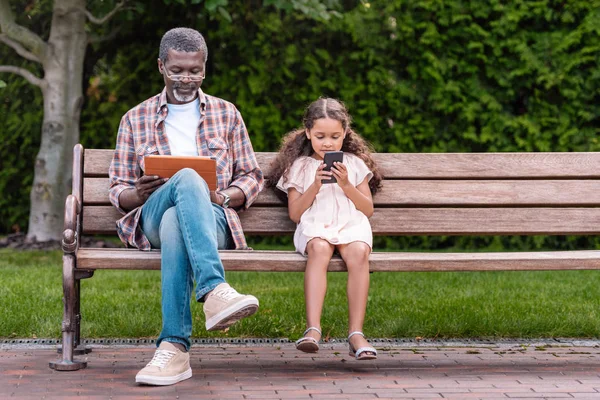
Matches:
[0,64,43,234]
[2,0,599,251]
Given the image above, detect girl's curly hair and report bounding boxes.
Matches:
[267,98,383,194]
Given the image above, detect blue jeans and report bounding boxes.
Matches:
[140,168,233,351]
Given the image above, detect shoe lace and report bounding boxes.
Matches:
[212,285,240,301]
[147,349,176,368]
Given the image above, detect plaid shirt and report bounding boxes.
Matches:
[108,88,263,250]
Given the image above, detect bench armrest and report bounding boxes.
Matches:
[63,194,80,254]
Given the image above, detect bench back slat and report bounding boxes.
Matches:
[82,206,600,235]
[83,177,600,207]
[81,148,600,238]
[84,149,600,179]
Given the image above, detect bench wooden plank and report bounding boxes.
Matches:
[373,153,600,179]
[81,206,600,235]
[84,177,600,207]
[77,248,600,272]
[237,208,600,235]
[84,149,600,179]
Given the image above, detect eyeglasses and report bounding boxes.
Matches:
[162,69,205,82]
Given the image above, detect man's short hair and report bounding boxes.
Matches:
[159,27,208,63]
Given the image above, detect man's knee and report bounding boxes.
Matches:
[159,207,180,240]
[172,168,210,197]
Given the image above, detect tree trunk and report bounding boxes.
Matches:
[27,0,87,241]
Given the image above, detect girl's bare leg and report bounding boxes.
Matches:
[303,238,335,340]
[338,241,373,351]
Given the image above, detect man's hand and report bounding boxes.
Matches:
[134,175,168,203]
[210,191,223,205]
[118,175,168,212]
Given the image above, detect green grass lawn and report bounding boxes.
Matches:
[1,248,600,340]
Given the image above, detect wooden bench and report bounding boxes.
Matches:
[50,144,600,370]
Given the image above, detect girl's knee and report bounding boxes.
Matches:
[306,239,334,257]
[345,242,371,265]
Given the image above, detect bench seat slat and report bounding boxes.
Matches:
[84,177,600,207]
[84,150,600,179]
[82,206,600,235]
[77,248,600,272]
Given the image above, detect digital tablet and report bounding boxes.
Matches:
[144,155,217,191]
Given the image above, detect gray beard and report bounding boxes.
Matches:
[173,88,197,103]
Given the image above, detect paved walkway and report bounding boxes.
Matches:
[2,341,600,399]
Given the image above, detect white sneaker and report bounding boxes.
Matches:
[204,283,259,331]
[135,341,192,386]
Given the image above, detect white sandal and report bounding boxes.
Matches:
[348,331,377,360]
[295,327,321,353]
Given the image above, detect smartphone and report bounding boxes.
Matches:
[322,151,344,184]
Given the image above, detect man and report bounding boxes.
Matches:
[108,27,263,386]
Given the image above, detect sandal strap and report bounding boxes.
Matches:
[355,346,378,358]
[303,327,322,336]
[348,331,365,340]
[295,336,319,346]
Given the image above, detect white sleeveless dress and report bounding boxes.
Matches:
[276,153,374,255]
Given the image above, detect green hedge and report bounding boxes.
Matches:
[2,0,599,250]
[0,62,43,234]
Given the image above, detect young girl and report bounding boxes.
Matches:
[269,98,383,360]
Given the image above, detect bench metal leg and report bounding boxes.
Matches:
[75,270,94,352]
[57,344,92,356]
[56,270,94,356]
[57,295,93,354]
[49,254,87,371]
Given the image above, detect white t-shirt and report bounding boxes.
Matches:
[165,98,200,156]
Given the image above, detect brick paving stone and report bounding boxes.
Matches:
[530,385,596,392]
[406,387,472,393]
[1,343,600,399]
[366,383,408,389]
[504,394,575,398]
[455,381,499,388]
[377,393,442,399]
[446,393,509,399]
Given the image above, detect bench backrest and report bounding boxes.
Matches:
[78,148,600,237]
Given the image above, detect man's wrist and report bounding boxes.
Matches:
[218,190,231,208]
[119,187,143,211]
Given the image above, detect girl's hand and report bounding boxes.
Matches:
[314,163,332,189]
[331,162,350,188]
